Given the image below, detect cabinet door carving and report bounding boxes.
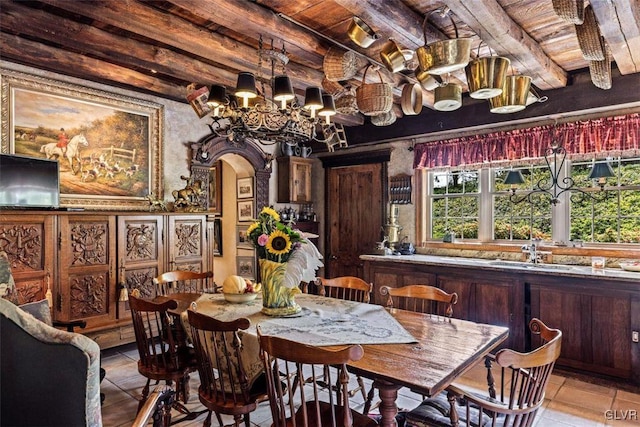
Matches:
[167,215,208,272]
[117,215,165,304]
[0,214,54,304]
[58,214,116,326]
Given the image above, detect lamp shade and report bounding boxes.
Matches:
[303,87,323,111]
[235,72,257,99]
[588,162,615,180]
[273,75,295,101]
[504,170,525,185]
[207,84,227,107]
[318,94,336,117]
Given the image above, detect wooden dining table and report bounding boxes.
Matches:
[166,292,509,427]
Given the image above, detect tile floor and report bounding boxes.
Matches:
[101,343,640,427]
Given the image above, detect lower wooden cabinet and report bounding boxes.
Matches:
[363,258,640,385]
[1,211,209,349]
[529,278,639,383]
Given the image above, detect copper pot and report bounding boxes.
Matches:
[489,75,532,114]
[380,39,406,73]
[465,56,510,99]
[415,12,471,75]
[434,83,462,111]
[347,16,380,48]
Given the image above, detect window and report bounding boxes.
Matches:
[494,166,552,240]
[422,157,640,244]
[429,170,479,240]
[570,157,640,243]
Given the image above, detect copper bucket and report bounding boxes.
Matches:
[380,39,406,73]
[434,83,462,111]
[347,16,380,48]
[465,56,511,99]
[415,10,471,75]
[489,75,532,114]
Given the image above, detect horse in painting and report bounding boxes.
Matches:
[40,134,89,174]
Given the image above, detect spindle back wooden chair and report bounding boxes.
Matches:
[188,310,268,427]
[405,318,562,427]
[258,328,378,427]
[153,270,213,296]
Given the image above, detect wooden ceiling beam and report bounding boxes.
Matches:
[0,1,239,90]
[442,0,567,90]
[590,0,640,74]
[34,0,326,92]
[164,0,327,69]
[0,33,187,100]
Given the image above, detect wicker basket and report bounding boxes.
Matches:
[335,88,359,115]
[322,76,345,97]
[323,47,359,82]
[552,0,584,24]
[589,47,611,89]
[356,66,393,116]
[370,110,397,126]
[576,5,605,60]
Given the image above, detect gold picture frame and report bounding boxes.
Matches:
[208,161,222,214]
[1,68,163,210]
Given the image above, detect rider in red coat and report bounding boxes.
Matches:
[56,128,68,155]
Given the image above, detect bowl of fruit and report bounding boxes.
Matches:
[222,275,262,303]
[619,260,640,272]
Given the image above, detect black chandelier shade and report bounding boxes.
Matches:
[587,161,615,180]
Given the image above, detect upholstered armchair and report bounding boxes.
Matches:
[0,250,103,426]
[0,297,103,426]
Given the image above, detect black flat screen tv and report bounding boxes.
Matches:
[0,154,60,209]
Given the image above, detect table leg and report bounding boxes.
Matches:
[373,379,401,427]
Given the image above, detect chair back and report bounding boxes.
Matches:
[258,328,375,427]
[381,285,458,318]
[129,294,184,375]
[188,309,266,416]
[0,298,102,427]
[316,276,372,303]
[154,270,213,296]
[495,318,562,423]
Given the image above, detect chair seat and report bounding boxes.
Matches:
[405,392,494,427]
[290,401,378,427]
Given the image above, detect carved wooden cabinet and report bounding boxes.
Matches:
[0,211,209,348]
[0,213,55,304]
[57,214,117,328]
[277,156,313,203]
[117,214,207,314]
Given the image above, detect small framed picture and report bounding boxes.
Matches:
[213,218,222,256]
[237,177,254,199]
[236,256,256,280]
[237,225,253,249]
[237,200,254,222]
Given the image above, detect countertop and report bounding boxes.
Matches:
[360,254,640,283]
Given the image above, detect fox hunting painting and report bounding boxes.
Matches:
[1,69,162,210]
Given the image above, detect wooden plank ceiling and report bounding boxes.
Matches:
[1,0,639,131]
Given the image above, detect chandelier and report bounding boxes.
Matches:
[199,36,347,151]
[503,143,614,205]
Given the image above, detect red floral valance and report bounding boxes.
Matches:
[413,113,640,169]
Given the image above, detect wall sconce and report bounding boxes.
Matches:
[504,146,614,205]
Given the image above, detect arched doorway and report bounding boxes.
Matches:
[189,136,275,280]
[190,135,273,210]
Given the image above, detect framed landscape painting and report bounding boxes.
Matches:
[0,69,163,210]
[237,176,253,199]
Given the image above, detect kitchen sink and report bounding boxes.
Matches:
[488,260,574,271]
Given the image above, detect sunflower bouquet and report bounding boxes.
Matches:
[246,207,304,263]
[246,207,323,315]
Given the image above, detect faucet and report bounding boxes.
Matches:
[522,238,543,264]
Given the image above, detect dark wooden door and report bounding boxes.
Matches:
[326,163,384,278]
